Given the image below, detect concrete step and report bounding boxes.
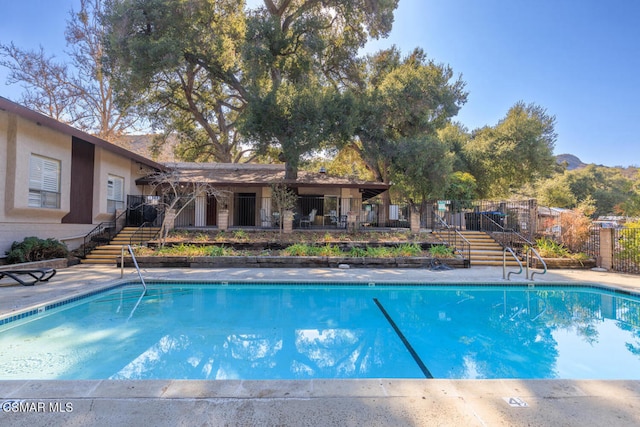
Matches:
[82,226,160,264]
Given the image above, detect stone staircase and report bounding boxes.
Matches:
[82,226,161,265]
[453,230,521,267]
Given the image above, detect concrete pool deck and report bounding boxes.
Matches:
[1,264,639,426]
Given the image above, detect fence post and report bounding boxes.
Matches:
[599,227,613,270]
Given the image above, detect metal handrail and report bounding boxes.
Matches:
[129,221,162,246]
[526,247,547,280]
[433,215,471,267]
[503,247,524,280]
[82,210,128,257]
[479,213,533,255]
[122,245,147,321]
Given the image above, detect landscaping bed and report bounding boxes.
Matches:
[129,230,464,268]
[122,255,466,269]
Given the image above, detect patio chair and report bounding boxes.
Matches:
[0,268,56,286]
[330,210,347,228]
[300,209,317,228]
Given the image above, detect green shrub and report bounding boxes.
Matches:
[395,243,423,257]
[317,244,342,257]
[348,247,367,257]
[206,245,235,256]
[365,246,394,257]
[6,236,69,264]
[282,243,314,256]
[535,237,569,258]
[428,245,454,258]
[232,230,249,241]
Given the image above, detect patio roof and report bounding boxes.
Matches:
[137,162,389,200]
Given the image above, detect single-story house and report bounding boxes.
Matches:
[1,97,395,258]
[136,162,392,229]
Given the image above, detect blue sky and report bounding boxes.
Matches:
[1,0,639,167]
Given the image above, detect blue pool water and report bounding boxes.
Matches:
[1,283,639,380]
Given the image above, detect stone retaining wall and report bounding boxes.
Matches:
[123,256,466,269]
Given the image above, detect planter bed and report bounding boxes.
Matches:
[532,258,597,269]
[123,256,466,269]
[148,241,440,251]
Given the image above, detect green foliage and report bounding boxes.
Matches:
[282,243,315,257]
[351,47,467,189]
[232,230,249,241]
[428,245,454,258]
[536,174,577,208]
[206,246,235,257]
[535,238,570,258]
[617,220,640,266]
[6,237,69,264]
[155,244,236,257]
[270,182,297,214]
[348,247,368,257]
[282,243,424,257]
[464,102,557,198]
[395,243,423,257]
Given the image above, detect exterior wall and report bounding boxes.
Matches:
[2,112,72,223]
[92,147,141,222]
[0,112,92,254]
[0,110,148,255]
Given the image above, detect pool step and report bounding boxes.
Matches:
[82,227,160,265]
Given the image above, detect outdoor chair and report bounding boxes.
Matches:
[300,209,317,228]
[330,210,347,228]
[0,268,56,286]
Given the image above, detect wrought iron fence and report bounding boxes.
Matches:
[584,225,601,260]
[168,195,411,229]
[420,199,537,241]
[612,227,640,274]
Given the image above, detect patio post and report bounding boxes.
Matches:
[218,209,229,231]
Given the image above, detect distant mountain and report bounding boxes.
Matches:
[556,154,588,170]
[117,134,179,162]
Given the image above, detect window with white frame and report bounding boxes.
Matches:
[28,154,61,209]
[107,175,125,213]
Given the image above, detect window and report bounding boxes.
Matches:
[107,175,124,213]
[29,154,61,209]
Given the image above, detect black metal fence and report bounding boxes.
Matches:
[612,227,640,274]
[584,226,601,260]
[126,195,164,227]
[420,199,537,241]
[171,195,411,230]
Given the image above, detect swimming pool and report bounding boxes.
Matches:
[1,282,639,380]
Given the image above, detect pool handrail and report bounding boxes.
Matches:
[121,245,147,321]
[526,247,547,280]
[503,247,523,280]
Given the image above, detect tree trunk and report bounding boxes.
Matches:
[284,161,298,180]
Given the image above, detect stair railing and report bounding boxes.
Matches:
[433,215,471,267]
[129,222,162,246]
[82,210,128,257]
[479,213,533,257]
